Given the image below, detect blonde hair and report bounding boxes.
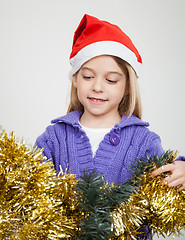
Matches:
[67,56,142,119]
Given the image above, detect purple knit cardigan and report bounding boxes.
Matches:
[36,111,164,183]
[36,111,185,239]
[35,110,168,240]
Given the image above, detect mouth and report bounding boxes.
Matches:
[88,97,107,103]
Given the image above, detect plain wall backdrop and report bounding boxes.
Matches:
[0,1,185,239]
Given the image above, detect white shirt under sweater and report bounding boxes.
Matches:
[80,123,111,158]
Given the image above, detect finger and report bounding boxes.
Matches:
[167,179,182,188]
[162,175,173,184]
[178,185,185,191]
[150,168,161,177]
[151,164,175,177]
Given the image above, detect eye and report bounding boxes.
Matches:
[83,76,93,80]
[106,79,117,84]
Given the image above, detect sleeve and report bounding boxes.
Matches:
[143,134,164,158]
[136,226,152,240]
[144,134,185,162]
[175,155,185,161]
[35,124,68,174]
[35,127,54,164]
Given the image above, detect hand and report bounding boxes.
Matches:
[151,161,185,191]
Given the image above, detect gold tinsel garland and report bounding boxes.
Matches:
[0,129,80,239]
[111,197,149,240]
[1,128,185,239]
[111,153,185,239]
[136,173,185,237]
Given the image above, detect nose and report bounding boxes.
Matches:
[92,78,104,92]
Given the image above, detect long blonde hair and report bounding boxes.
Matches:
[67,56,142,119]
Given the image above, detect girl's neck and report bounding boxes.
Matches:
[79,112,122,128]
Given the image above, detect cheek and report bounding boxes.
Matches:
[111,86,125,98]
[77,81,90,94]
[118,83,127,98]
[76,84,87,102]
[113,88,125,105]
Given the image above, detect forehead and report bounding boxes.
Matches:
[81,55,123,73]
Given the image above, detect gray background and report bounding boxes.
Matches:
[0,1,185,239]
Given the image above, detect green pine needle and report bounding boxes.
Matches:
[75,170,112,240]
[75,150,176,239]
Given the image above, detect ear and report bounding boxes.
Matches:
[72,74,78,88]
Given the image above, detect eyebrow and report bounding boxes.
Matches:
[80,67,123,76]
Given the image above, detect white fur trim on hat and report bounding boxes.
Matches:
[69,41,141,79]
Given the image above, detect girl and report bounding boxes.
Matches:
[36,14,185,239]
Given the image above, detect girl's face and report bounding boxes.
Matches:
[72,55,127,124]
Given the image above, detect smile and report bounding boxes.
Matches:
[88,97,107,103]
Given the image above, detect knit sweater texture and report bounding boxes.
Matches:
[35,110,166,240]
[36,110,164,184]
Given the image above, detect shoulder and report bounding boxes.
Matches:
[51,110,82,126]
[118,115,149,129]
[37,111,82,142]
[118,114,162,145]
[118,116,164,160]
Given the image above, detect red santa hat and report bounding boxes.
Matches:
[69,14,142,77]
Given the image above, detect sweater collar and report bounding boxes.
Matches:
[51,111,82,128]
[51,111,149,129]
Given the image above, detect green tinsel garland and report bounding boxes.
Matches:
[75,151,177,240]
[75,170,112,239]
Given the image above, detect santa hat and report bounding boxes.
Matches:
[69,14,142,77]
